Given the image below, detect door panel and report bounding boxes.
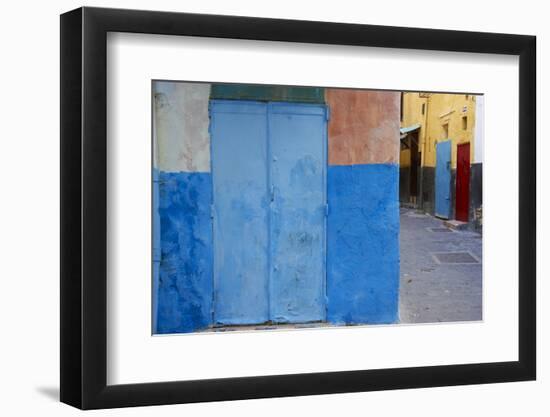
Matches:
[210,100,327,326]
[269,103,327,323]
[210,101,269,325]
[455,143,471,222]
[435,140,452,219]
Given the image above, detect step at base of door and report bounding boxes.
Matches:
[443,219,469,230]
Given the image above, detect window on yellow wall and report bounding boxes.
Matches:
[421,103,425,115]
[462,116,468,130]
[442,123,449,139]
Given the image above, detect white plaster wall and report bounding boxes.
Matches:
[153,81,211,172]
[474,95,484,164]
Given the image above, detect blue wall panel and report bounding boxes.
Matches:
[155,171,213,334]
[210,101,270,325]
[327,164,399,324]
[269,103,327,323]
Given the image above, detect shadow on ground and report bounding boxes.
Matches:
[35,386,59,401]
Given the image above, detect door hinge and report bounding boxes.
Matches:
[325,204,329,217]
[210,204,216,219]
[325,107,331,121]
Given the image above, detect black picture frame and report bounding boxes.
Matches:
[60,6,536,410]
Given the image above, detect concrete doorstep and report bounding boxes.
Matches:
[443,219,469,231]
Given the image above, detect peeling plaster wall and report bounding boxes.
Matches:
[155,172,213,334]
[153,82,211,173]
[153,84,401,332]
[326,89,400,165]
[153,81,214,334]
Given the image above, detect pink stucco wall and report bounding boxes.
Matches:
[326,89,400,165]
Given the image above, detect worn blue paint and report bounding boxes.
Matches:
[269,103,327,323]
[152,168,161,334]
[155,171,213,334]
[435,140,452,219]
[327,164,399,324]
[155,98,400,332]
[210,100,328,325]
[210,100,270,325]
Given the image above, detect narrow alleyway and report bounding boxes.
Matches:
[399,208,482,323]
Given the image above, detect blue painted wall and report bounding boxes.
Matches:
[155,171,213,334]
[327,164,400,324]
[152,169,161,334]
[153,84,400,333]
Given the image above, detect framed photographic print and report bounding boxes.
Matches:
[60,6,536,409]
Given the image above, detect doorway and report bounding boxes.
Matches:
[455,142,471,222]
[409,131,420,204]
[209,100,328,325]
[435,140,452,219]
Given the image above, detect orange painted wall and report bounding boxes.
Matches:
[326,89,400,165]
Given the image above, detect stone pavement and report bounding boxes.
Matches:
[399,207,483,323]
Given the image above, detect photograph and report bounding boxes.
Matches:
[152,81,484,334]
[0,0,542,413]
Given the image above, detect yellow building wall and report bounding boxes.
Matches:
[401,92,477,168]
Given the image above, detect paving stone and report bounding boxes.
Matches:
[399,208,482,324]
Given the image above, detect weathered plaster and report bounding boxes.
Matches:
[327,164,400,324]
[153,83,402,332]
[153,81,211,173]
[326,89,400,165]
[155,171,213,334]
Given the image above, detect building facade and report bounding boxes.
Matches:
[153,82,400,334]
[400,92,483,229]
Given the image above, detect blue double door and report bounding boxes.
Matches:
[210,100,328,325]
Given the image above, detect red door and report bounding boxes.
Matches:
[455,143,470,222]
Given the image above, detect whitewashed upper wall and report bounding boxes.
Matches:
[474,95,484,164]
[153,82,211,172]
